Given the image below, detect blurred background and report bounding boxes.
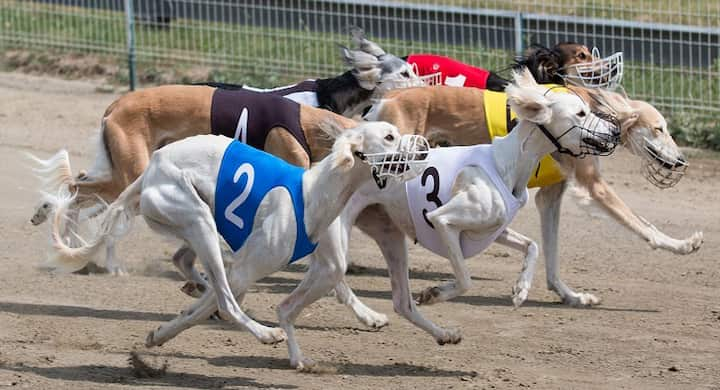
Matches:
[1,0,718,149]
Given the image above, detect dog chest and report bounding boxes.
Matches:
[214,140,317,262]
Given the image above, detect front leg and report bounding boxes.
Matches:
[536,182,600,306]
[419,189,494,305]
[584,177,702,254]
[386,235,461,345]
[494,229,539,308]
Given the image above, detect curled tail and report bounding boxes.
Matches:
[27,149,76,192]
[48,173,144,272]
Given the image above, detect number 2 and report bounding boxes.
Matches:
[224,162,255,230]
[421,167,442,228]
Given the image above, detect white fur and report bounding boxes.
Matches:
[330,69,619,343]
[44,121,421,370]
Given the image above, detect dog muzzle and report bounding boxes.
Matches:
[561,48,624,90]
[640,136,688,189]
[413,63,443,86]
[538,111,621,158]
[356,134,430,189]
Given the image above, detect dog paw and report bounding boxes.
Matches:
[108,266,128,277]
[180,281,205,298]
[436,328,462,345]
[511,281,530,308]
[293,357,317,372]
[357,311,389,329]
[257,328,287,345]
[681,231,703,254]
[145,328,163,347]
[564,292,601,307]
[416,286,443,305]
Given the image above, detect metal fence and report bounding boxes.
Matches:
[1,0,718,123]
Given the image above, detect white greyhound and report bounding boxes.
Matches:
[328,69,621,344]
[44,121,429,370]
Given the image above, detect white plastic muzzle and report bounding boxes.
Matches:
[561,48,624,90]
[413,63,443,86]
[360,134,430,188]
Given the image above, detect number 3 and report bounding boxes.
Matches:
[421,167,442,228]
[224,163,255,229]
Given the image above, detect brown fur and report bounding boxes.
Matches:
[72,85,357,208]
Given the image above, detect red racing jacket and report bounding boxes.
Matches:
[405,54,508,91]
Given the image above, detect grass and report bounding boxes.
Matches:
[0,0,718,149]
[393,0,720,27]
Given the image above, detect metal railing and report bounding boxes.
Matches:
[1,0,718,126]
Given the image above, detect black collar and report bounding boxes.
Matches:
[536,124,583,158]
[354,151,387,189]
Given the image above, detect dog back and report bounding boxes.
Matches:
[211,88,313,158]
[214,140,317,262]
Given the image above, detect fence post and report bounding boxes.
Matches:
[124,0,137,91]
[514,12,524,57]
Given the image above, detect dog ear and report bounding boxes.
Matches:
[620,110,640,130]
[350,27,386,57]
[332,130,364,171]
[340,46,382,90]
[506,71,553,124]
[318,117,349,140]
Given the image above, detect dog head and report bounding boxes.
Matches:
[516,43,623,89]
[569,86,687,188]
[320,118,429,186]
[507,68,620,157]
[622,100,687,188]
[342,28,423,94]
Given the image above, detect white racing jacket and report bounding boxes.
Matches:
[405,145,528,259]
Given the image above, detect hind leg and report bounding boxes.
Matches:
[171,245,209,298]
[141,173,285,345]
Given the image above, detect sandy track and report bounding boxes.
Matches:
[0,72,718,389]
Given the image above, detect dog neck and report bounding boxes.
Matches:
[492,120,555,198]
[316,71,374,117]
[301,153,370,241]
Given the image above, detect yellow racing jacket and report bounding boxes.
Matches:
[483,88,566,188]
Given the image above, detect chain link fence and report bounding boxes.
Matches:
[1,0,719,145]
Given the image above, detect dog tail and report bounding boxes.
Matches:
[27,149,76,193]
[47,173,143,273]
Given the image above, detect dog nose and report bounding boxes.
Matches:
[675,156,687,167]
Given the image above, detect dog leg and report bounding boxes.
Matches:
[141,173,285,345]
[146,288,219,347]
[382,223,461,344]
[334,279,388,329]
[172,245,208,298]
[495,229,539,308]
[584,178,703,254]
[183,217,286,344]
[536,182,600,306]
[419,195,479,306]
[104,236,127,276]
[278,225,347,370]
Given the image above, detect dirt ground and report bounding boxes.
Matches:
[0,72,718,390]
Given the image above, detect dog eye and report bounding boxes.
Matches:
[579,53,587,60]
[385,134,395,142]
[655,126,664,133]
[401,71,410,78]
[577,111,586,118]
